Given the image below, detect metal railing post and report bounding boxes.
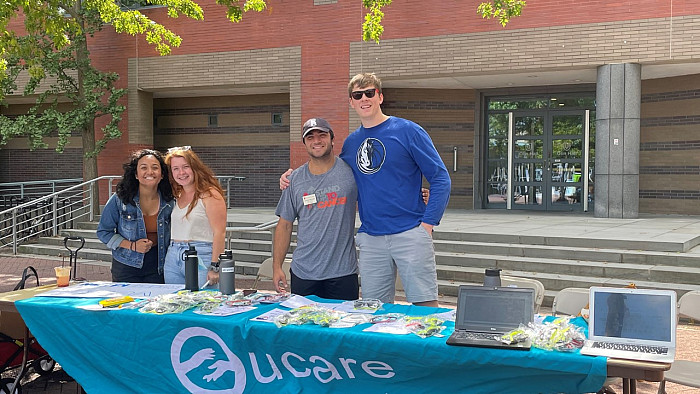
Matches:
[12,210,17,255]
[227,179,231,208]
[89,181,95,222]
[268,227,275,258]
[52,195,58,236]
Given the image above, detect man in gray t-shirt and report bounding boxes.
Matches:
[272,118,359,300]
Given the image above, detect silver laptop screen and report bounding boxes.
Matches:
[456,287,534,332]
[592,292,673,342]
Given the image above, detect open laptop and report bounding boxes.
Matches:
[446,285,534,350]
[580,287,676,363]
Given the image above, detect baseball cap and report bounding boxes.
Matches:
[302,118,334,140]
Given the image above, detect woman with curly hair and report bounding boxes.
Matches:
[164,146,227,288]
[96,149,175,283]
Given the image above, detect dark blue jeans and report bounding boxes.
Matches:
[111,248,164,284]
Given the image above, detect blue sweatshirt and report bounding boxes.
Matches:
[340,116,451,235]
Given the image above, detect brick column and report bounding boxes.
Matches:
[595,63,641,218]
[127,58,154,145]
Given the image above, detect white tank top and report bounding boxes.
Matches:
[170,199,214,242]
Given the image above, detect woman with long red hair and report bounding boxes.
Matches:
[164,146,227,287]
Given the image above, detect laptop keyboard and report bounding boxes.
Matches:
[452,330,499,341]
[591,341,668,354]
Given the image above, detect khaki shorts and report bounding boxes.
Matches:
[355,225,438,304]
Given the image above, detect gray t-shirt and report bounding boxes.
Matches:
[275,157,358,281]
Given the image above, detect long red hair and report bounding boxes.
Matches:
[165,148,225,217]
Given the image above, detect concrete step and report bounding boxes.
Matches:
[18,244,113,262]
[437,263,700,290]
[75,221,98,230]
[227,239,276,253]
[437,272,700,307]
[433,240,700,267]
[434,251,700,284]
[34,236,108,250]
[59,228,100,239]
[434,230,698,253]
[226,220,696,253]
[227,231,275,242]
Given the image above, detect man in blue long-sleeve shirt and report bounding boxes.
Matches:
[341,73,451,307]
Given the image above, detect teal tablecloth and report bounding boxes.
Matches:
[16,295,606,393]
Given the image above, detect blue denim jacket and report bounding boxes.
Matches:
[96,192,174,273]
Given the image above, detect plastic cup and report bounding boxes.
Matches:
[54,266,71,287]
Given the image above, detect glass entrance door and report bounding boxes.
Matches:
[548,112,586,210]
[509,111,588,211]
[510,113,546,209]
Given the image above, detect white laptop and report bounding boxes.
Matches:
[580,287,676,363]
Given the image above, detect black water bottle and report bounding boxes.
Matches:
[219,250,236,295]
[484,267,502,288]
[184,244,199,291]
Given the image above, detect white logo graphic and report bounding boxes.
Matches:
[171,327,246,393]
[356,138,385,174]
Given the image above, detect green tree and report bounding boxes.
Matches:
[0,0,523,198]
[0,0,266,212]
[477,0,526,27]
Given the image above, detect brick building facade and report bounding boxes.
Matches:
[2,0,700,215]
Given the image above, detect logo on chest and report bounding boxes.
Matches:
[356,138,385,174]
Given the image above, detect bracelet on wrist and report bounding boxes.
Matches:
[209,261,220,272]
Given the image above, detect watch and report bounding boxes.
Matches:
[209,261,220,273]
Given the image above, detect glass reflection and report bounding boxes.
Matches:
[488,114,508,138]
[514,116,544,136]
[549,97,596,108]
[551,185,581,205]
[514,139,543,159]
[489,138,508,158]
[489,98,549,110]
[513,185,543,205]
[513,163,543,182]
[550,163,580,183]
[487,160,508,204]
[552,115,583,135]
[552,139,583,159]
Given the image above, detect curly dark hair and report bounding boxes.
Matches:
[116,149,174,206]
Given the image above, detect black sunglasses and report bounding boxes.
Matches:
[350,88,378,100]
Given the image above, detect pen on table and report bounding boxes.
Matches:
[200,280,210,289]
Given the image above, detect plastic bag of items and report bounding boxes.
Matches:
[274,305,347,328]
[529,317,586,352]
[402,315,446,338]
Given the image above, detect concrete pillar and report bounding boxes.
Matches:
[127,58,154,145]
[594,63,641,218]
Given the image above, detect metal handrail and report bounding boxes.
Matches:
[1,174,248,255]
[0,178,82,187]
[225,219,278,256]
[0,175,121,254]
[0,178,84,209]
[0,176,121,216]
[217,176,246,208]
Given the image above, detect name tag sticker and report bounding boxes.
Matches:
[303,194,317,206]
